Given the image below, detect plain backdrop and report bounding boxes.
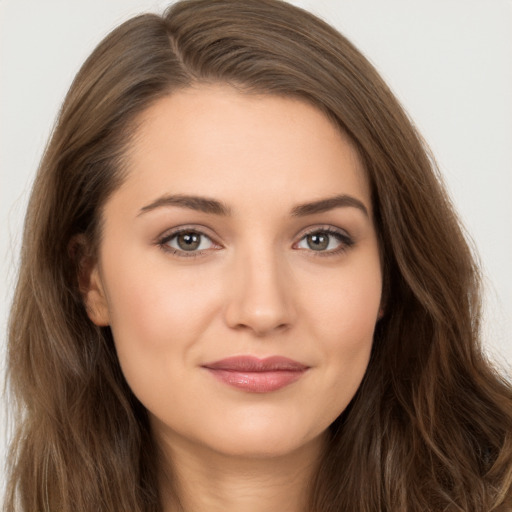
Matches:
[1,0,511,493]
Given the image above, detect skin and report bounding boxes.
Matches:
[84,84,383,512]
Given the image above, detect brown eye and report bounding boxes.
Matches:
[306,233,329,251]
[295,228,353,254]
[176,232,201,251]
[161,230,216,254]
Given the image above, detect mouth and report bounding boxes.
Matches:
[201,355,309,393]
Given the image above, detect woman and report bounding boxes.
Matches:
[4,0,512,511]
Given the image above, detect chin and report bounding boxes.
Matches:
[195,420,326,460]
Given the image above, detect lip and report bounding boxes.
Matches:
[202,356,309,393]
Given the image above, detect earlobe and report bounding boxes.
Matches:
[82,265,110,326]
[71,234,110,326]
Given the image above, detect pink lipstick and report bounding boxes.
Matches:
[202,356,309,393]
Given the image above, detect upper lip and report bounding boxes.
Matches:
[202,355,309,372]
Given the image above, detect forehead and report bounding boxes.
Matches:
[116,84,371,217]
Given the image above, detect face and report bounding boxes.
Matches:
[84,84,382,459]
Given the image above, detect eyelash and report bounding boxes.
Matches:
[295,226,354,257]
[157,226,219,258]
[157,225,354,259]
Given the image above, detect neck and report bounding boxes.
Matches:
[156,431,326,512]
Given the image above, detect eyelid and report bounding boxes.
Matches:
[156,223,219,241]
[156,225,223,257]
[292,224,354,255]
[294,224,352,241]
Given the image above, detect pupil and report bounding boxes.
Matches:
[178,232,200,251]
[307,233,328,251]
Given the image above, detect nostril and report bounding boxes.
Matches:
[228,315,292,337]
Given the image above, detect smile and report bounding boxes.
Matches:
[201,356,309,393]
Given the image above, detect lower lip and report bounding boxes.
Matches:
[205,369,306,393]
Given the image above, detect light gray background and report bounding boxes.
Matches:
[1,0,511,493]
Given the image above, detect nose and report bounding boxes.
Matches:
[223,247,296,337]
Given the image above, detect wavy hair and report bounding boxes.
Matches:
[5,0,512,510]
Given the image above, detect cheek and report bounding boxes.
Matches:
[100,252,222,396]
[306,260,381,343]
[305,261,381,399]
[104,251,219,342]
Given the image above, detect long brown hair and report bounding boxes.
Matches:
[5,0,512,510]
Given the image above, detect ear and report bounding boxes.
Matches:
[81,264,110,326]
[71,235,110,326]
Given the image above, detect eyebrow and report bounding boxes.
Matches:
[138,194,232,216]
[138,193,368,218]
[291,194,369,218]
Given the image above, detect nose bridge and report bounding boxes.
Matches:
[224,239,295,335]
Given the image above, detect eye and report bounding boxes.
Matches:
[159,228,218,256]
[295,228,353,254]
